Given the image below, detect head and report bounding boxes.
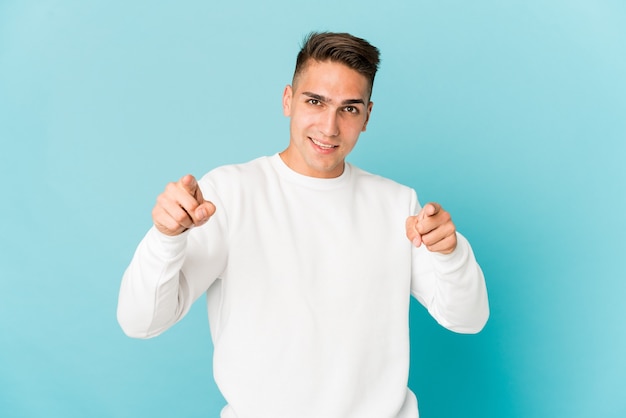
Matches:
[280,32,381,178]
[292,32,380,101]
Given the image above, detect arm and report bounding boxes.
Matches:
[117,175,226,338]
[406,198,489,334]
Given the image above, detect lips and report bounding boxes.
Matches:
[310,137,338,150]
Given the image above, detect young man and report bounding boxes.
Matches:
[118,32,489,418]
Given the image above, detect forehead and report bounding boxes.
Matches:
[293,60,370,101]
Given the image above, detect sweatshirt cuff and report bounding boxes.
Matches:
[145,226,189,259]
[430,232,472,274]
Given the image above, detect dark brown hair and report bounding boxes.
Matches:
[293,32,381,98]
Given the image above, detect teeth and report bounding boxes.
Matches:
[311,138,336,149]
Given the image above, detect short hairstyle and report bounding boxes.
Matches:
[292,32,381,99]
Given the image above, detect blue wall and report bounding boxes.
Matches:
[1,1,624,417]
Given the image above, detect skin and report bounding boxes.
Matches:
[152,174,215,236]
[406,202,457,254]
[151,59,457,254]
[279,60,372,179]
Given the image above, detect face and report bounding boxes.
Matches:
[280,60,373,178]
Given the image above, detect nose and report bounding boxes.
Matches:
[319,109,339,137]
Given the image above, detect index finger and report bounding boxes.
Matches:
[419,202,441,220]
[179,174,204,203]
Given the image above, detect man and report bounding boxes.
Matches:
[118,32,489,418]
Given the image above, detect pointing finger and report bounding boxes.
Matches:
[419,202,441,219]
[174,175,212,224]
[179,174,205,203]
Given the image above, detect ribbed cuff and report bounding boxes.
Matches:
[431,232,471,274]
[146,226,189,259]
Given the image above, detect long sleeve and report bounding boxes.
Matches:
[410,233,489,334]
[117,182,229,339]
[117,227,190,338]
[408,190,489,334]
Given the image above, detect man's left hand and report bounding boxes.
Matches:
[405,202,457,254]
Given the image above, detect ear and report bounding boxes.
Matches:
[282,85,293,117]
[361,101,374,132]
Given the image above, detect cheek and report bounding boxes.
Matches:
[342,119,366,138]
[291,108,312,126]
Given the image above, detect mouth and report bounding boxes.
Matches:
[310,137,338,150]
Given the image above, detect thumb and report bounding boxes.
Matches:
[194,200,216,222]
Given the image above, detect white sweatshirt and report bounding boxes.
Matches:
[117,154,489,418]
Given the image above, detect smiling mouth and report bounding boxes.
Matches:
[310,137,338,150]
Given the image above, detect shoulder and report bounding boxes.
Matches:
[349,163,415,196]
[348,163,420,217]
[198,156,273,186]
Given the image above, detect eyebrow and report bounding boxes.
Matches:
[302,91,366,106]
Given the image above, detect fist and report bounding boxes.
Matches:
[152,174,216,236]
[406,202,457,254]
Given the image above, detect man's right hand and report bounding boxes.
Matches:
[152,174,216,236]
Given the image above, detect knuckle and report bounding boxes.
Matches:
[165,181,178,193]
[155,193,167,206]
[173,210,191,225]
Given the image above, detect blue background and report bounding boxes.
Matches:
[1,1,624,417]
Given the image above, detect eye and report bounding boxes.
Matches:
[307,99,321,106]
[343,106,359,114]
